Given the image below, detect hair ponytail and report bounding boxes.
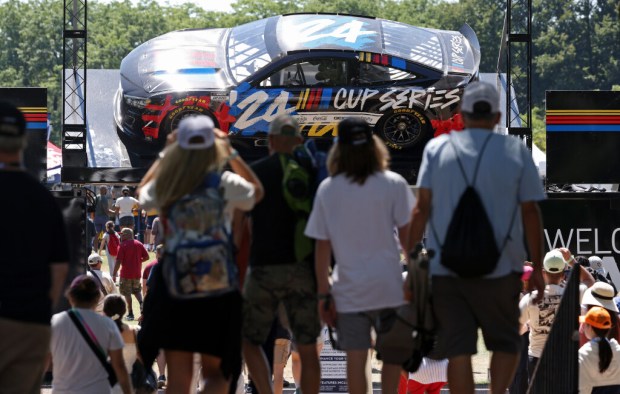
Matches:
[593,327,613,373]
[103,294,127,333]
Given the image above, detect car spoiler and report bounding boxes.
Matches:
[459,23,481,71]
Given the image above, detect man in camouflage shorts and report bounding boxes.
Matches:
[243,115,321,394]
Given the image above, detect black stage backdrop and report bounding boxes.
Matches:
[546,91,620,184]
[0,87,48,181]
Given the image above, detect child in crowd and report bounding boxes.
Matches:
[578,307,620,392]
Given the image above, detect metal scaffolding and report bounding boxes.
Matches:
[62,0,88,169]
[498,0,533,149]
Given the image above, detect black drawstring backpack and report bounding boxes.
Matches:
[431,133,518,277]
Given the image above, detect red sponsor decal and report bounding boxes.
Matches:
[214,103,236,133]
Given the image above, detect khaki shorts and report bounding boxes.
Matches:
[119,278,142,296]
[243,262,320,346]
[0,318,51,394]
[432,273,522,358]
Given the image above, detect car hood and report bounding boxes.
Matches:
[120,28,234,97]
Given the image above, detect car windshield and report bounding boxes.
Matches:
[227,18,276,83]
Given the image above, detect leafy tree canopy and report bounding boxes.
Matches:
[1,0,619,150]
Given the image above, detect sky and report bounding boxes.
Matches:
[150,0,236,12]
[87,0,236,12]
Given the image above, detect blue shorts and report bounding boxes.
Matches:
[146,215,158,229]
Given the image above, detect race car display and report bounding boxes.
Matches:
[114,13,480,181]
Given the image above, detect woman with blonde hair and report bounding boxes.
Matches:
[305,118,415,394]
[138,115,263,394]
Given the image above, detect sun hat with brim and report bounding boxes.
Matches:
[580,306,612,329]
[582,282,619,313]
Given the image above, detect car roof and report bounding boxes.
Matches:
[268,14,476,73]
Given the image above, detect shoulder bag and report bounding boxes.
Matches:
[67,309,117,386]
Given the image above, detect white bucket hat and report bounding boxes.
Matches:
[582,282,619,313]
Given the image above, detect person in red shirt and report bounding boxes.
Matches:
[113,227,149,321]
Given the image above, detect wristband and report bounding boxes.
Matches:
[227,149,239,161]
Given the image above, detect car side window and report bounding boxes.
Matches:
[354,63,419,85]
[259,59,349,87]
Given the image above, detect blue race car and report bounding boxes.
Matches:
[114,13,480,181]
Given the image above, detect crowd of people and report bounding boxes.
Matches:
[2,81,620,394]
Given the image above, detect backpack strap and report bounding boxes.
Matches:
[430,133,494,248]
[88,268,108,296]
[448,132,494,187]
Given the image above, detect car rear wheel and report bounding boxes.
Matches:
[377,108,430,150]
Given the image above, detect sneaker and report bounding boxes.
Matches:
[283,379,291,388]
[126,312,134,321]
[157,375,166,389]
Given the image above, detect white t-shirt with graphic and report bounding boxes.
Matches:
[50,308,124,394]
[520,283,587,358]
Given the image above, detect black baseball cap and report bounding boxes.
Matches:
[337,118,372,146]
[0,102,26,138]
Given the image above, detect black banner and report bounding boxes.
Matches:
[541,195,620,287]
[546,91,620,184]
[0,87,48,181]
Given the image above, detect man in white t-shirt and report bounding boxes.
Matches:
[520,248,592,382]
[86,253,118,314]
[111,186,139,229]
[519,250,566,382]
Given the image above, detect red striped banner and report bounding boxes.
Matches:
[547,116,620,124]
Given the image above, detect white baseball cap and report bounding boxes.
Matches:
[543,250,567,273]
[177,115,215,150]
[460,81,500,115]
[88,253,103,265]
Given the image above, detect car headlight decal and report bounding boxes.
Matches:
[124,95,148,109]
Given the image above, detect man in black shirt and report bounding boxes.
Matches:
[243,115,321,394]
[0,102,69,392]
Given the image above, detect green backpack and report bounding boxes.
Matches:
[279,152,313,262]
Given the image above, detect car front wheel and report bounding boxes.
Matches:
[376,108,430,150]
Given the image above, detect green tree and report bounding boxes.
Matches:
[0,0,64,144]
